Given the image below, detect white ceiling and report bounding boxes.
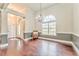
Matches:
[7,3,56,11]
[24,3,55,11]
[0,3,56,12]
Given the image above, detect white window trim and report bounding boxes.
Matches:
[42,15,56,36]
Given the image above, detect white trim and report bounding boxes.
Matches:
[56,32,72,34]
[0,43,8,49]
[71,42,79,56]
[6,8,25,18]
[72,33,79,37]
[39,37,72,46]
[24,32,32,33]
[0,33,8,35]
[39,37,79,56]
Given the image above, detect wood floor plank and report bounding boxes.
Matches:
[0,39,77,56]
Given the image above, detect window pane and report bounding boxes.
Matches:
[42,23,48,26]
[49,22,56,26]
[49,22,56,29]
[42,16,48,22]
[49,31,55,33]
[42,15,56,35]
[49,31,56,35]
[49,29,56,32]
[42,31,48,34]
[42,28,48,31]
[42,26,48,28]
[49,26,56,29]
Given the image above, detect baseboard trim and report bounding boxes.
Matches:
[39,37,72,46]
[71,42,79,56]
[0,33,8,35]
[39,37,79,56]
[72,33,79,37]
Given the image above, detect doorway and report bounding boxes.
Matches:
[7,13,25,39]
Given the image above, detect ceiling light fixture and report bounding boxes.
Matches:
[38,3,42,22]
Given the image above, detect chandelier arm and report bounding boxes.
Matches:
[39,3,42,22]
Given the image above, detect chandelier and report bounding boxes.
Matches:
[36,3,43,22]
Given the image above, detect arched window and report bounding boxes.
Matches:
[42,15,56,35]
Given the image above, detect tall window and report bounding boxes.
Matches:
[42,15,56,35]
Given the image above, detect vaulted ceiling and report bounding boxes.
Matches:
[20,3,56,11]
[0,3,56,11]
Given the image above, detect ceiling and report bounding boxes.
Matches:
[7,3,56,11]
[0,3,56,12]
[23,3,55,11]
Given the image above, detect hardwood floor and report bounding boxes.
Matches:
[0,39,77,56]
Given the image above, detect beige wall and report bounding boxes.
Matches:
[73,4,79,36]
[34,4,73,33]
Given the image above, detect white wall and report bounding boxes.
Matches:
[1,9,8,34]
[1,3,77,35]
[24,8,35,33]
[34,4,73,33]
[0,6,35,34]
[73,4,79,36]
[0,12,1,33]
